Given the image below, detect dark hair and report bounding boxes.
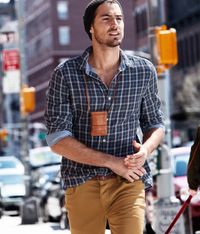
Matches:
[83,0,123,40]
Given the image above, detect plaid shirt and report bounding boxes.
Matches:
[44,47,164,190]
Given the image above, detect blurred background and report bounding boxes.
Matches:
[0,0,199,154]
[0,0,200,234]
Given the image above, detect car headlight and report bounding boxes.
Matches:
[38,175,49,186]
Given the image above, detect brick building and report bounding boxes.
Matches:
[24,0,200,143]
[167,0,200,141]
[24,0,136,123]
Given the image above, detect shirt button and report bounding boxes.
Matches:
[103,139,106,143]
[108,96,111,101]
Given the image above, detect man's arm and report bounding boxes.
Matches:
[124,128,164,169]
[143,127,165,156]
[51,136,145,182]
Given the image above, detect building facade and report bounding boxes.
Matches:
[167,0,200,142]
[24,0,136,123]
[24,0,200,144]
[131,0,200,144]
[0,0,17,155]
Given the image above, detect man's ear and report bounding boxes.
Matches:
[90,25,94,35]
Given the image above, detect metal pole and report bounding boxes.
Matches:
[15,0,31,197]
[15,1,39,225]
[0,44,4,154]
[147,0,186,233]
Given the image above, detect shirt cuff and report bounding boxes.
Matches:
[142,124,165,133]
[46,130,72,147]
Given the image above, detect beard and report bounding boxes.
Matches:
[93,32,123,48]
[106,37,122,47]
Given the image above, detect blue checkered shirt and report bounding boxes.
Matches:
[44,47,164,190]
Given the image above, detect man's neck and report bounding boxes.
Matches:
[89,45,120,71]
[88,45,121,86]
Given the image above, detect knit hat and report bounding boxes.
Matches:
[83,0,123,40]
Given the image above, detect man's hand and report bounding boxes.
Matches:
[109,157,146,183]
[124,140,148,169]
[189,189,197,196]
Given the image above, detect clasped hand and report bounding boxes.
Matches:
[110,140,148,183]
[123,140,148,182]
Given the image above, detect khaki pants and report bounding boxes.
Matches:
[65,177,145,234]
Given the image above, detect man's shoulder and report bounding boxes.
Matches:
[56,47,90,72]
[56,55,83,71]
[125,53,154,69]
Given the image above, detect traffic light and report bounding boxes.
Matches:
[155,25,178,73]
[21,86,36,115]
[0,129,8,141]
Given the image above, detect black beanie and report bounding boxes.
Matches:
[83,0,123,40]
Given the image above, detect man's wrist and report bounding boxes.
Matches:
[104,154,118,170]
[142,144,151,158]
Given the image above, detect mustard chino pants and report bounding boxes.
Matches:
[65,177,145,234]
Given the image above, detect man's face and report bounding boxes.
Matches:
[90,2,124,47]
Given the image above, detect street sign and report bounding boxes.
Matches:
[2,49,20,93]
[2,49,20,71]
[153,198,185,234]
[0,31,16,44]
[3,70,20,93]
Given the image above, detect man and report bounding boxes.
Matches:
[187,126,200,196]
[44,1,165,233]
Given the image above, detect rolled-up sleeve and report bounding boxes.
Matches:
[46,130,72,147]
[140,62,165,133]
[44,67,73,145]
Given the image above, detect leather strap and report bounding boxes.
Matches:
[83,75,118,112]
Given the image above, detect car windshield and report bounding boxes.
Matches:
[173,153,189,177]
[30,148,61,167]
[0,174,24,185]
[45,170,59,181]
[0,160,17,169]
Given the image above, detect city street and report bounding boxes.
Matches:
[0,215,111,234]
[0,1,200,234]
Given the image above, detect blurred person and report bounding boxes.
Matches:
[187,126,200,196]
[44,0,164,233]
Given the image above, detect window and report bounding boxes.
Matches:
[27,29,52,66]
[58,26,70,45]
[177,31,200,69]
[57,1,68,20]
[196,33,200,61]
[134,5,148,36]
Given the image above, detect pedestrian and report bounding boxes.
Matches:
[44,0,165,234]
[187,126,200,196]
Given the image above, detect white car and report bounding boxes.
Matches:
[29,146,61,168]
[0,156,26,214]
[29,146,61,188]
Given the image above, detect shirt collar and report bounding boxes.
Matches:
[78,46,136,73]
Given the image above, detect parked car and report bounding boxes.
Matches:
[29,146,61,191]
[31,164,61,194]
[0,156,26,214]
[39,172,66,223]
[145,146,200,233]
[0,184,3,218]
[29,146,65,223]
[29,146,61,168]
[171,146,200,232]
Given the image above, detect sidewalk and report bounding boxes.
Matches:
[0,216,111,234]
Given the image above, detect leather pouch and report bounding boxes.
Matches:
[91,111,108,136]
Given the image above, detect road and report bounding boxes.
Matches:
[0,215,111,234]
